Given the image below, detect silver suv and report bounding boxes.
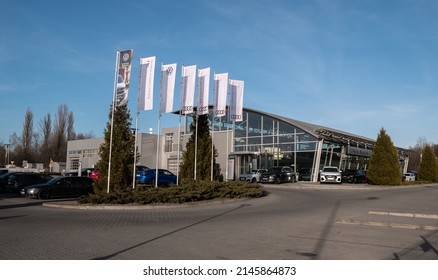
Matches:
[239,169,268,183]
[320,166,342,184]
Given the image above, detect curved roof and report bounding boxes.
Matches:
[173,105,413,155]
[242,107,413,155]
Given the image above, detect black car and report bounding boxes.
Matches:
[21,176,94,199]
[259,166,295,184]
[5,172,52,194]
[341,169,368,183]
[0,172,14,193]
[65,168,96,177]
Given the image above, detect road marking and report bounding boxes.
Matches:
[335,219,438,231]
[368,211,438,219]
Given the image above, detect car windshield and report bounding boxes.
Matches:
[268,167,282,173]
[323,167,339,172]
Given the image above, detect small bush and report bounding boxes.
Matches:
[78,180,264,205]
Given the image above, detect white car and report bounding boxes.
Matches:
[320,166,342,184]
[239,169,268,183]
[403,173,416,182]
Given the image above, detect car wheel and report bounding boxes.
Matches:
[275,177,281,184]
[38,190,50,200]
[251,178,257,183]
[291,176,295,183]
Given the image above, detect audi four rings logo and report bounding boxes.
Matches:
[166,67,173,75]
[122,53,130,62]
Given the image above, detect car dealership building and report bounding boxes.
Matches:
[66,106,412,182]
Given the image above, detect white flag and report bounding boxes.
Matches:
[181,65,197,115]
[138,56,156,111]
[230,79,244,122]
[160,63,177,114]
[197,67,210,115]
[213,73,228,117]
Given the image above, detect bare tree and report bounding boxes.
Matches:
[39,113,52,166]
[21,108,34,162]
[52,104,69,161]
[67,111,76,140]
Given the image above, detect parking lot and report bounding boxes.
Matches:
[1,182,438,260]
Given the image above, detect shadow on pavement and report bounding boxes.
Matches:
[91,203,251,260]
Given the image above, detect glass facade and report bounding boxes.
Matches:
[182,107,410,182]
[185,108,321,181]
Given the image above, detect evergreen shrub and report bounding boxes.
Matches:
[79,180,264,205]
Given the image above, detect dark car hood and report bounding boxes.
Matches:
[261,171,280,176]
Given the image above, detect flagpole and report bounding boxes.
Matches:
[155,63,163,188]
[177,64,184,185]
[211,72,216,181]
[155,113,161,188]
[132,58,143,189]
[107,50,120,193]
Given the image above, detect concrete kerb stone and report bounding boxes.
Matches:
[42,197,251,210]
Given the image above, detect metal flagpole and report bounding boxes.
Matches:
[194,115,198,180]
[107,50,120,193]
[211,114,214,181]
[155,113,161,188]
[225,79,230,181]
[177,64,184,185]
[194,66,200,180]
[133,111,139,189]
[132,59,143,189]
[211,72,215,181]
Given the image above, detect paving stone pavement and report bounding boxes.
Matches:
[1,183,438,260]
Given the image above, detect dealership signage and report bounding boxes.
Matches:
[347,146,373,157]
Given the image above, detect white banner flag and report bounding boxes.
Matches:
[213,73,228,117]
[197,67,210,115]
[181,65,197,115]
[160,63,177,114]
[138,56,156,111]
[230,79,244,122]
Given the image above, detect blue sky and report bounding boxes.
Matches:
[1,0,438,148]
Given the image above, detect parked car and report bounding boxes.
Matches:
[239,169,268,183]
[354,169,368,183]
[65,168,95,177]
[6,173,52,194]
[402,173,416,182]
[342,169,368,183]
[259,166,295,184]
[319,166,342,184]
[0,172,14,193]
[90,169,100,179]
[20,176,94,199]
[136,165,149,172]
[136,168,177,186]
[0,168,9,176]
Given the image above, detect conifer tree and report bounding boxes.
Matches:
[368,128,401,185]
[417,145,438,182]
[179,114,220,181]
[95,104,135,193]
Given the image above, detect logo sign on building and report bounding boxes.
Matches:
[347,146,373,157]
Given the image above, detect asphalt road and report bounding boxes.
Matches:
[1,182,437,260]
